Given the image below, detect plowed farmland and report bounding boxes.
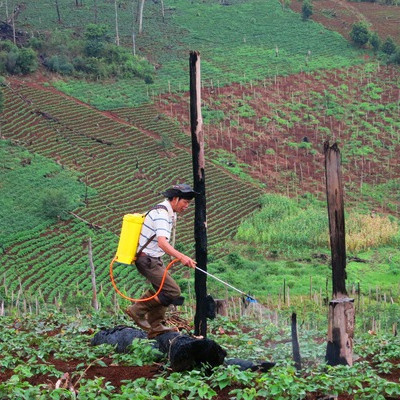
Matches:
[1,78,262,302]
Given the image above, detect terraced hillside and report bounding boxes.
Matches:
[1,79,262,302]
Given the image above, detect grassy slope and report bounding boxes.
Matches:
[0,141,94,246]
[22,0,366,109]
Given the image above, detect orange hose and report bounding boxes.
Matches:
[109,256,180,302]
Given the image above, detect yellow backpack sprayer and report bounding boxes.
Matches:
[114,213,146,265]
[110,209,257,303]
[110,207,180,303]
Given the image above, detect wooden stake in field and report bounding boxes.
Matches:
[189,51,208,338]
[88,237,99,311]
[324,142,355,366]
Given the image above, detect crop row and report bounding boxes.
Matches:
[113,104,192,147]
[2,80,262,302]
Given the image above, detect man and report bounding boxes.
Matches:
[125,184,197,338]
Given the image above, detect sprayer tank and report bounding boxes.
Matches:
[115,213,145,264]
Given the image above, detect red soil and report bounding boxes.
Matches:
[157,64,400,213]
[4,356,397,399]
[289,0,400,44]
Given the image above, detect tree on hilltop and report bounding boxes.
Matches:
[350,21,370,47]
[84,24,111,57]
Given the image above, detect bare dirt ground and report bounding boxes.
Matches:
[2,353,398,399]
[289,0,400,44]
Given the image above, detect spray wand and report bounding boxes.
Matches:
[194,265,257,303]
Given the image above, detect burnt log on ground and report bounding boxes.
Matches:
[225,358,275,372]
[154,331,226,371]
[90,326,274,373]
[91,326,226,371]
[91,325,147,353]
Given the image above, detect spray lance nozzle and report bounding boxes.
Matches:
[244,294,257,303]
[194,265,258,303]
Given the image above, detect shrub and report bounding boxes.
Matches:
[388,49,400,65]
[44,55,74,75]
[0,52,6,74]
[17,48,38,74]
[350,21,370,47]
[72,56,87,72]
[381,36,396,55]
[28,37,44,51]
[159,132,173,149]
[5,47,38,75]
[0,40,17,52]
[85,23,110,42]
[84,39,104,58]
[84,24,110,57]
[301,0,313,20]
[41,189,72,219]
[369,32,381,53]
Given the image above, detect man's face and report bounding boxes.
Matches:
[171,197,192,213]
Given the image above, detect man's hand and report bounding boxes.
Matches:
[157,236,197,268]
[179,255,197,269]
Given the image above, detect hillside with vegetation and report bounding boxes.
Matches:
[0,0,400,398]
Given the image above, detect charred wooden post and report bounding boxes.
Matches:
[214,299,228,316]
[291,313,302,371]
[190,51,208,338]
[324,142,354,366]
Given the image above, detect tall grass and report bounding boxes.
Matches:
[346,213,399,252]
[236,193,400,255]
[236,194,328,254]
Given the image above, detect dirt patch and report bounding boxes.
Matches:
[2,354,399,399]
[25,357,161,390]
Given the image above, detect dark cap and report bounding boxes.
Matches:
[162,183,199,199]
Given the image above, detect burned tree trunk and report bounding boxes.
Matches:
[190,51,208,338]
[324,142,354,366]
[55,0,62,23]
[291,313,302,371]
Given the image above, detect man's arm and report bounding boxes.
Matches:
[157,236,197,268]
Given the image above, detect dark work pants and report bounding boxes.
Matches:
[135,255,181,306]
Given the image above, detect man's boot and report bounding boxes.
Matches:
[125,290,156,331]
[147,305,179,339]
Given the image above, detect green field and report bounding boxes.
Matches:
[30,0,367,109]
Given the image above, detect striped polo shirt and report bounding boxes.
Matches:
[138,200,176,258]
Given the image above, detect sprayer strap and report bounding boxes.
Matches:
[136,204,168,257]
